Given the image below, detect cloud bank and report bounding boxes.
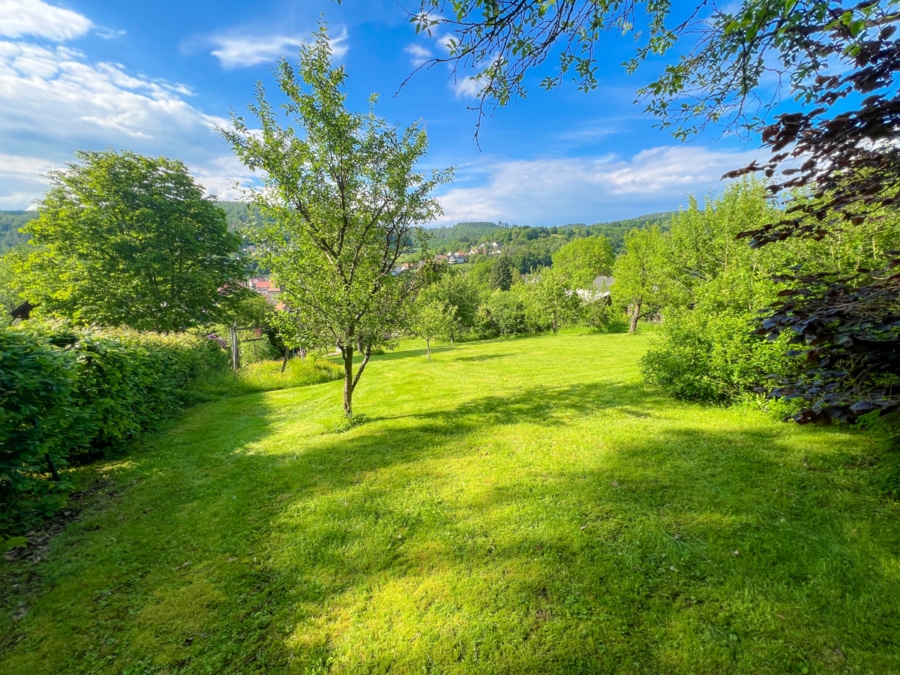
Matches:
[430,146,765,226]
[0,0,93,42]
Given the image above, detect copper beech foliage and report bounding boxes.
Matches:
[724,3,900,426]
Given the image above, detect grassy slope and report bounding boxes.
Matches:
[1,334,898,673]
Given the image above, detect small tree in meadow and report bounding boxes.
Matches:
[412,299,455,360]
[224,27,451,417]
[525,267,578,334]
[611,226,667,334]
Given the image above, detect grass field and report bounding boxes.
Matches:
[1,333,898,673]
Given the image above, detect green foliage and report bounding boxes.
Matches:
[0,323,225,536]
[638,180,899,406]
[489,254,515,291]
[523,267,580,334]
[224,26,450,417]
[15,150,246,332]
[611,225,668,333]
[551,235,614,288]
[479,288,526,336]
[419,271,480,341]
[0,248,27,312]
[641,309,800,404]
[411,298,456,359]
[579,298,627,333]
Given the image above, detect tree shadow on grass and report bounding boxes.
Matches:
[452,353,512,363]
[3,380,893,673]
[262,422,895,672]
[367,346,454,362]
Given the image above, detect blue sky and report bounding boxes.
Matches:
[0,0,768,225]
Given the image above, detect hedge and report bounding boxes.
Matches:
[0,323,226,537]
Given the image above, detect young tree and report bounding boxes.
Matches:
[611,226,667,334]
[420,271,480,342]
[526,267,579,334]
[224,27,451,417]
[551,235,614,288]
[411,298,455,360]
[15,150,245,332]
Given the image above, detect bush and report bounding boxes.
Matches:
[478,290,526,337]
[0,323,225,536]
[640,309,801,404]
[579,300,628,333]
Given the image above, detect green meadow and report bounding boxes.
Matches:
[1,333,898,673]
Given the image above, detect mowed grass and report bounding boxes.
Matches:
[1,333,898,673]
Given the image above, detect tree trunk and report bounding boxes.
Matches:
[342,345,354,417]
[552,310,558,335]
[426,338,432,361]
[281,347,290,374]
[629,302,641,334]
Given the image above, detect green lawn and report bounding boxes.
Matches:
[1,333,898,673]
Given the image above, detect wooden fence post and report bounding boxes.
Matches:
[231,322,240,373]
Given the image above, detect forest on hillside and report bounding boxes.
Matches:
[0,211,37,251]
[0,204,672,269]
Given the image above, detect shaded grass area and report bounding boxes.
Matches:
[1,333,898,673]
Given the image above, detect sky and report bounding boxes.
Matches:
[0,0,771,226]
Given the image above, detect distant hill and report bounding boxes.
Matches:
[420,211,677,273]
[0,205,675,266]
[0,211,37,252]
[427,212,675,255]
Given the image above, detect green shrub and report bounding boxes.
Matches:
[640,309,801,403]
[478,290,527,337]
[0,329,77,532]
[0,323,226,535]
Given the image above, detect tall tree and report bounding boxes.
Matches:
[551,235,615,288]
[489,254,515,291]
[224,27,451,418]
[16,150,244,332]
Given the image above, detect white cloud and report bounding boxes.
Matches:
[0,38,252,208]
[452,75,482,99]
[207,27,349,69]
[405,43,432,68]
[0,0,93,42]
[0,41,222,143]
[429,146,766,226]
[95,28,127,40]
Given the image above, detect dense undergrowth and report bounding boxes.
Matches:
[0,321,340,540]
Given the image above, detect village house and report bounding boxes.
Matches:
[247,277,282,304]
